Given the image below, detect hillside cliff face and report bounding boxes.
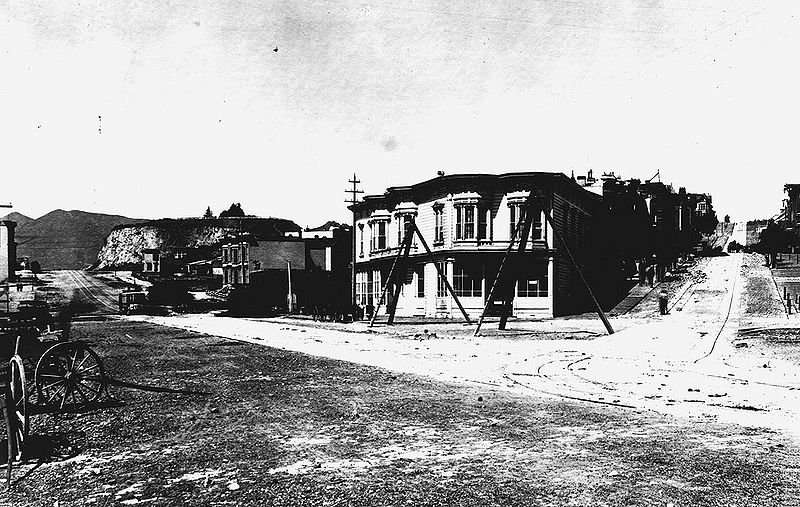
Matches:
[96,217,301,269]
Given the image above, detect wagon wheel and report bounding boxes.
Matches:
[3,399,13,487]
[35,342,106,411]
[8,355,28,462]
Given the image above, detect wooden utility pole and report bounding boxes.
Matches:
[345,174,363,311]
[287,260,293,313]
[1,203,12,313]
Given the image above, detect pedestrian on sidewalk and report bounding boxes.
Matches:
[638,260,646,286]
[646,264,655,287]
[659,289,668,315]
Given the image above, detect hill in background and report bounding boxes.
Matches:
[96,217,302,269]
[2,210,146,270]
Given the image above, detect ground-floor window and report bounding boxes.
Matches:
[356,269,384,306]
[416,266,425,297]
[517,265,548,297]
[453,262,481,297]
[436,262,447,297]
[356,271,369,305]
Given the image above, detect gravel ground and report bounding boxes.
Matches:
[741,254,786,318]
[3,319,800,506]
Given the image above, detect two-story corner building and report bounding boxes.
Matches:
[351,172,602,319]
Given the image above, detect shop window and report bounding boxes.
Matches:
[453,262,481,297]
[517,267,548,297]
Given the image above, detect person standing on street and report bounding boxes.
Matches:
[659,289,668,315]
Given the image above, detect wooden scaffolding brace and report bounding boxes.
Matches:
[369,221,471,326]
[474,189,614,336]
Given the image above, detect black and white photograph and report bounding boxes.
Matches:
[1,0,799,505]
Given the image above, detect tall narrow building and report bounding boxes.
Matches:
[0,220,16,283]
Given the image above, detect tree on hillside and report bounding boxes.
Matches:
[695,211,719,236]
[203,206,214,219]
[30,260,41,274]
[219,203,245,218]
[757,220,796,268]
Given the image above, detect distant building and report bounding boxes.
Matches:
[781,184,800,231]
[1,220,17,283]
[220,223,352,310]
[574,170,603,196]
[351,172,604,319]
[141,246,217,277]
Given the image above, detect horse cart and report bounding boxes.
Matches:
[1,311,106,485]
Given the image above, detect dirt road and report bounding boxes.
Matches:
[130,245,800,438]
[37,270,123,315]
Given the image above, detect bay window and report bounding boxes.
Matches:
[434,205,444,243]
[455,202,487,241]
[509,202,544,240]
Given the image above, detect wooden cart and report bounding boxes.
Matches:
[1,312,106,486]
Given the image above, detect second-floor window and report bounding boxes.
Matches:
[510,204,544,240]
[456,204,485,240]
[398,214,414,245]
[223,248,229,263]
[232,248,239,264]
[359,225,364,256]
[456,204,487,240]
[434,206,444,243]
[371,221,387,251]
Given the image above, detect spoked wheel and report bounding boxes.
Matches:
[35,342,106,411]
[3,391,14,487]
[8,356,28,462]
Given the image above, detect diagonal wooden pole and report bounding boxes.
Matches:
[412,222,472,324]
[474,190,536,336]
[499,200,537,330]
[536,191,614,335]
[386,229,414,324]
[369,232,413,327]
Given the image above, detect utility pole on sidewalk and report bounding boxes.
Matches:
[1,203,13,313]
[345,174,363,312]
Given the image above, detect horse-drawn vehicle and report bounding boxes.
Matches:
[1,308,106,485]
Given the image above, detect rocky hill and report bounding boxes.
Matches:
[3,210,146,270]
[96,217,301,269]
[2,212,34,228]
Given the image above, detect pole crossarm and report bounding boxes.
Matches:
[346,173,363,313]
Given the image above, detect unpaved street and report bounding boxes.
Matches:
[130,246,800,438]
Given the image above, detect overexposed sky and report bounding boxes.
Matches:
[1,1,797,226]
